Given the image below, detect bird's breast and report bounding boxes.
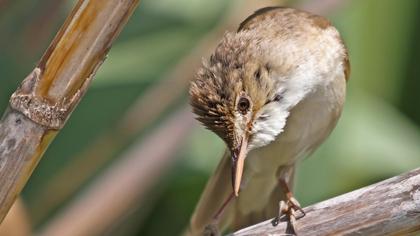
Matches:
[246,75,346,181]
[234,76,345,217]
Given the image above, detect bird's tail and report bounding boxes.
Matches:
[184,150,232,236]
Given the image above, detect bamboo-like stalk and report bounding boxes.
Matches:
[232,168,420,236]
[0,0,140,222]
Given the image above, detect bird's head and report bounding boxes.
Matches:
[190,7,349,196]
[190,43,289,196]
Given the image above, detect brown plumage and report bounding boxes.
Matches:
[188,7,349,235]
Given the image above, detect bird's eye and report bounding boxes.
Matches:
[238,97,250,114]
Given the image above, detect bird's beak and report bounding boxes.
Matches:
[231,135,248,197]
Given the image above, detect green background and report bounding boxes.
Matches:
[0,0,419,235]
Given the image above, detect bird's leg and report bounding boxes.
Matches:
[272,178,305,234]
[203,192,235,236]
[279,178,305,219]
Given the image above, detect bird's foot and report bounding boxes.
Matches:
[203,224,220,236]
[272,196,305,234]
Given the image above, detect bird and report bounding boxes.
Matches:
[187,6,350,236]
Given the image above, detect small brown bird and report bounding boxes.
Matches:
[187,7,349,235]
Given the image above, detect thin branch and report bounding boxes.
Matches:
[38,107,194,236]
[0,0,140,222]
[232,168,420,236]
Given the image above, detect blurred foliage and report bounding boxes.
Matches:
[1,0,420,235]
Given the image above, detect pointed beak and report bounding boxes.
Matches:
[231,135,248,197]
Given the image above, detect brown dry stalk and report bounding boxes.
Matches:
[0,0,140,222]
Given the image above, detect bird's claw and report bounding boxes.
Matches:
[272,196,305,234]
[284,196,305,219]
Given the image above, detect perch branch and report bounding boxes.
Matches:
[232,168,420,236]
[0,0,140,222]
